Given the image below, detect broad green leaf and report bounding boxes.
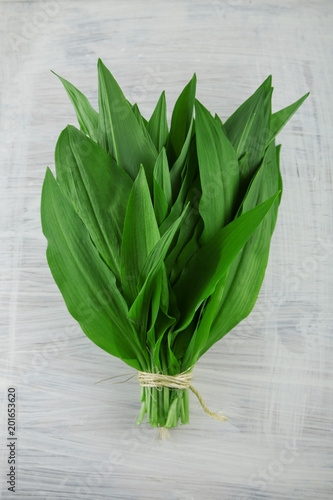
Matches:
[267,92,310,147]
[166,173,202,283]
[195,99,239,243]
[169,219,202,285]
[153,148,172,225]
[137,203,189,290]
[223,76,272,192]
[200,141,282,357]
[55,125,132,278]
[214,113,223,127]
[153,180,169,226]
[168,73,196,161]
[169,117,194,198]
[52,71,98,142]
[160,136,198,237]
[223,75,272,154]
[147,91,168,152]
[146,267,176,370]
[166,332,181,374]
[176,274,228,368]
[121,166,160,305]
[147,267,164,337]
[128,205,189,336]
[167,73,196,194]
[129,264,165,344]
[41,168,148,371]
[151,308,177,370]
[174,153,279,366]
[97,59,157,187]
[173,191,280,331]
[131,102,157,153]
[131,102,148,127]
[153,148,172,207]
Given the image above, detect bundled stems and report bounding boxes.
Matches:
[136,351,191,428]
[136,386,190,428]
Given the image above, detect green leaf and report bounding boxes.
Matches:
[176,273,228,368]
[52,71,99,142]
[153,148,172,225]
[146,267,164,336]
[166,173,202,284]
[168,74,196,164]
[167,75,197,198]
[169,218,202,285]
[169,117,194,197]
[151,308,177,371]
[41,168,148,371]
[121,166,160,305]
[173,191,280,332]
[223,76,272,153]
[131,102,148,127]
[147,91,168,152]
[154,148,172,207]
[55,125,132,278]
[153,179,169,227]
[128,205,189,340]
[223,76,272,192]
[138,203,189,290]
[195,99,239,243]
[214,113,223,127]
[267,92,310,147]
[160,135,198,237]
[200,141,282,358]
[131,102,157,153]
[97,59,157,187]
[146,267,176,370]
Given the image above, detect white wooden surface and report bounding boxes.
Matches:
[1,1,332,499]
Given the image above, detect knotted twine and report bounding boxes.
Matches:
[137,369,227,422]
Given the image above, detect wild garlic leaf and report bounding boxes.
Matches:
[97,59,157,188]
[168,75,197,196]
[153,148,172,208]
[195,98,239,243]
[201,142,282,357]
[55,125,132,279]
[223,76,273,193]
[168,73,197,162]
[131,102,157,152]
[267,92,310,147]
[159,136,198,236]
[121,166,160,305]
[173,192,280,331]
[153,148,172,225]
[128,205,189,336]
[153,179,169,226]
[52,71,99,141]
[147,91,168,152]
[166,174,202,283]
[179,273,228,369]
[41,168,148,371]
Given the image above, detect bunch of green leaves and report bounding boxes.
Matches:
[41,59,308,426]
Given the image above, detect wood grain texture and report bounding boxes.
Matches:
[1,1,332,499]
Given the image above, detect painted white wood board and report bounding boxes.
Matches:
[1,0,332,499]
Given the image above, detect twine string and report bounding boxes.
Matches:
[138,370,227,422]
